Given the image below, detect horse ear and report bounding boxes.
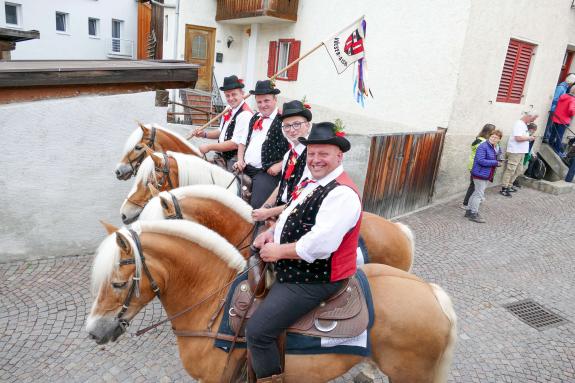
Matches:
[148,183,160,197]
[151,153,163,168]
[159,194,171,211]
[115,232,131,253]
[138,122,148,133]
[99,220,119,235]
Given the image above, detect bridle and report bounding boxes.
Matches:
[126,126,157,176]
[126,152,175,208]
[115,228,161,330]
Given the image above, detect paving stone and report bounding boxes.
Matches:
[0,187,573,382]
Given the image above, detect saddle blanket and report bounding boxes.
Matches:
[214,268,374,356]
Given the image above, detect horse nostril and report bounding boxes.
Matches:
[115,169,121,176]
[121,214,127,221]
[89,333,98,340]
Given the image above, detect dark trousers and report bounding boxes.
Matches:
[543,112,554,142]
[462,173,474,206]
[244,165,280,208]
[549,122,567,155]
[245,280,345,378]
[566,158,575,182]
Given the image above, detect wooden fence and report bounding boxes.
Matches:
[362,128,447,218]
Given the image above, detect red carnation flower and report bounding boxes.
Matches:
[335,131,346,137]
[303,103,311,109]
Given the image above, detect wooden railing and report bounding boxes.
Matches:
[216,0,298,22]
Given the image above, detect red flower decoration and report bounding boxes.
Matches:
[238,79,244,84]
[335,131,346,137]
[303,103,311,109]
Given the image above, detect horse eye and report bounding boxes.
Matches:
[134,144,143,150]
[112,281,128,289]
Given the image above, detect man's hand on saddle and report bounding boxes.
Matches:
[234,159,246,172]
[253,228,274,249]
[266,162,283,176]
[259,243,282,263]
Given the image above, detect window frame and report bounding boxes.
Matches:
[88,17,100,38]
[5,2,22,27]
[267,38,301,82]
[276,40,291,80]
[111,19,123,53]
[55,11,69,33]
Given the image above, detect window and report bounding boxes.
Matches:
[55,12,68,32]
[191,35,207,58]
[111,19,123,52]
[267,39,301,81]
[5,3,21,26]
[88,18,99,37]
[496,39,536,104]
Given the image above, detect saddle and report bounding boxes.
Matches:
[229,275,369,339]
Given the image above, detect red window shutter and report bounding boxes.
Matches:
[287,40,301,81]
[497,39,535,104]
[267,41,278,78]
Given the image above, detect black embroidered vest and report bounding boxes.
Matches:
[276,149,307,206]
[219,105,249,162]
[276,180,339,284]
[245,113,289,171]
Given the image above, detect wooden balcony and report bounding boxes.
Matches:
[216,0,298,24]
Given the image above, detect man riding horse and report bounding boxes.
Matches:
[248,122,361,382]
[251,100,312,223]
[189,75,253,171]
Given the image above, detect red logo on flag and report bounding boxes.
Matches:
[344,29,364,56]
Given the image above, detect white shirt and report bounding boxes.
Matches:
[506,120,530,154]
[273,165,362,263]
[279,143,309,203]
[244,108,278,168]
[217,101,252,145]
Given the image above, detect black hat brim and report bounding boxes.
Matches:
[219,83,245,91]
[249,88,281,95]
[298,136,351,153]
[281,108,312,121]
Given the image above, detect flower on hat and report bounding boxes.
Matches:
[334,118,346,137]
[269,79,276,89]
[238,78,244,84]
[300,96,311,110]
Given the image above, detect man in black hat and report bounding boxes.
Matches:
[246,122,362,382]
[251,99,312,222]
[189,75,253,170]
[234,80,289,208]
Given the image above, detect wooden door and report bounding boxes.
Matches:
[559,50,574,83]
[185,25,215,90]
[137,2,152,59]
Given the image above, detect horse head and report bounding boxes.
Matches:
[120,152,179,224]
[86,226,162,345]
[115,123,159,180]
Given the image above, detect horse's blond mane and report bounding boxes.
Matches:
[121,123,201,157]
[168,185,254,223]
[167,151,238,192]
[91,221,246,294]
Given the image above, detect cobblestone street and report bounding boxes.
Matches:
[1,186,574,382]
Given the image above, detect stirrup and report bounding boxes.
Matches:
[256,373,284,383]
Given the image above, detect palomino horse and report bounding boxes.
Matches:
[139,185,414,271]
[115,123,202,180]
[87,220,457,383]
[120,151,240,224]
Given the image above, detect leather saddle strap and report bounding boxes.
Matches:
[173,329,246,343]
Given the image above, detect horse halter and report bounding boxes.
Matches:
[127,126,157,176]
[115,228,161,329]
[153,153,175,190]
[165,192,183,220]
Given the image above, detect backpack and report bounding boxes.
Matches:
[524,154,546,180]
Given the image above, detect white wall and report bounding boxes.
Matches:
[253,0,471,134]
[3,0,137,60]
[0,92,173,262]
[163,0,246,89]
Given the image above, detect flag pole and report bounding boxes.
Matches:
[187,15,365,138]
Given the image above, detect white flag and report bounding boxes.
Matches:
[323,17,366,74]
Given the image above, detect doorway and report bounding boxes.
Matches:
[185,24,216,90]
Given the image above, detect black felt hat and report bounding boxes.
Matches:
[298,122,351,152]
[219,75,244,91]
[281,100,312,121]
[249,80,281,95]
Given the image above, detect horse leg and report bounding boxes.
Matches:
[360,212,414,272]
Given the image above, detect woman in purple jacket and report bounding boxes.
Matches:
[465,130,503,223]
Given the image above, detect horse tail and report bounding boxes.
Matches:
[394,222,415,272]
[429,283,457,383]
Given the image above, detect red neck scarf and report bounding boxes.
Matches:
[223,109,232,122]
[290,178,316,201]
[283,148,298,180]
[253,115,268,131]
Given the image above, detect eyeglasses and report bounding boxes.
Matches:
[281,121,307,131]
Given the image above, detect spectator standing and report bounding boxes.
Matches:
[461,124,496,209]
[549,85,575,156]
[543,73,575,143]
[500,111,538,197]
[465,130,503,223]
